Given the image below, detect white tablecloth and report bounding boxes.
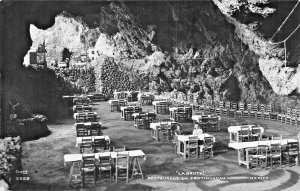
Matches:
[73,105,92,111]
[64,150,146,165]
[192,115,221,121]
[150,122,177,130]
[227,125,264,134]
[73,112,97,119]
[75,122,101,127]
[108,100,127,104]
[169,107,191,112]
[152,101,171,106]
[177,133,216,142]
[228,139,298,150]
[138,93,154,100]
[76,135,110,147]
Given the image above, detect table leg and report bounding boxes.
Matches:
[184,141,187,159]
[68,162,75,185]
[131,158,144,179]
[230,133,232,143]
[246,148,250,170]
[237,150,241,166]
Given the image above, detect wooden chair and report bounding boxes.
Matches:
[215,101,224,116]
[199,116,209,132]
[134,115,146,129]
[76,113,86,123]
[250,103,258,119]
[251,145,269,170]
[124,108,134,121]
[290,109,298,126]
[98,154,112,182]
[159,123,171,142]
[221,102,231,116]
[269,143,282,168]
[277,105,286,123]
[243,103,252,118]
[285,108,292,125]
[239,126,250,142]
[186,136,199,159]
[81,154,96,186]
[115,153,130,183]
[76,124,88,137]
[90,122,102,136]
[270,102,280,121]
[263,104,272,120]
[86,113,97,122]
[92,138,107,153]
[256,104,264,120]
[235,102,244,118]
[110,101,119,112]
[228,102,237,117]
[80,142,93,154]
[185,107,193,119]
[208,116,219,132]
[203,137,214,159]
[250,126,261,141]
[175,107,186,122]
[281,141,299,167]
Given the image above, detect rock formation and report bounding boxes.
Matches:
[19,1,300,107]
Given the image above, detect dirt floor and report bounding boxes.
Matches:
[14,101,300,191]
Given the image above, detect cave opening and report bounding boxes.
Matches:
[62,48,72,62]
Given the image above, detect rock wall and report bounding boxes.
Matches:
[53,68,96,92]
[212,0,300,95]
[5,67,82,121]
[94,56,150,96]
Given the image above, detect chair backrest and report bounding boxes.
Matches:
[259,104,265,112]
[219,101,224,109]
[271,135,282,140]
[247,103,252,111]
[188,136,198,147]
[82,154,95,168]
[201,116,209,123]
[252,104,258,111]
[82,137,92,143]
[257,145,269,156]
[238,102,245,111]
[204,137,214,147]
[287,108,292,115]
[225,102,231,109]
[210,116,219,123]
[177,107,185,113]
[291,109,297,117]
[251,126,260,134]
[231,102,237,110]
[240,126,250,135]
[160,123,170,130]
[287,141,299,153]
[80,142,93,154]
[99,153,111,167]
[270,143,281,153]
[265,104,272,112]
[76,126,88,137]
[92,138,107,151]
[116,153,129,167]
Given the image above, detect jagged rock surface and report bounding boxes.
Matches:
[23,1,300,105]
[212,0,300,95]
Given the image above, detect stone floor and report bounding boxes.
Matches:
[14,101,300,191]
